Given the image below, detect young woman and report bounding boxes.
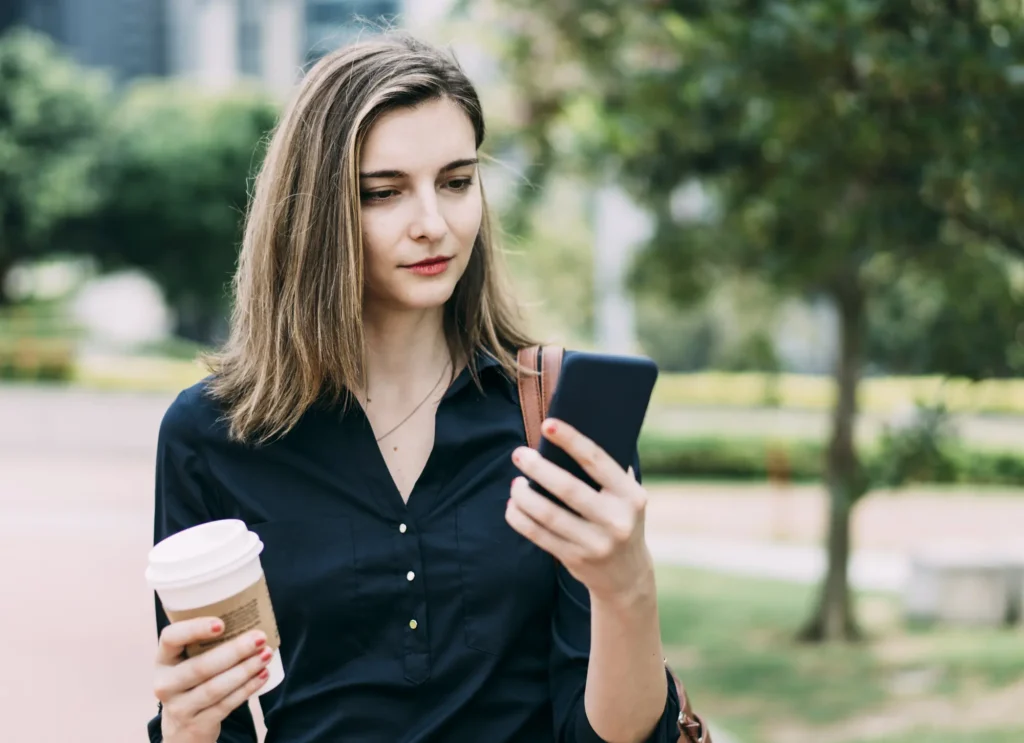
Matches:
[149,34,695,743]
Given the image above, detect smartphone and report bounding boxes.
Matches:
[528,351,659,502]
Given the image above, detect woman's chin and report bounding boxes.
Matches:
[385,285,459,313]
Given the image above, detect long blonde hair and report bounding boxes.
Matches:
[204,34,534,444]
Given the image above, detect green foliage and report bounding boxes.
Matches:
[68,82,280,341]
[506,178,596,344]
[872,402,959,487]
[639,433,825,482]
[497,0,1024,638]
[868,250,1024,378]
[638,431,1024,487]
[0,28,109,299]
[0,336,75,382]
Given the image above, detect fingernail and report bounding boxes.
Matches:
[543,419,557,434]
[255,636,267,649]
[258,668,270,680]
[210,620,224,634]
[260,648,274,663]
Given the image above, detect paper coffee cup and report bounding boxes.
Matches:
[146,519,284,695]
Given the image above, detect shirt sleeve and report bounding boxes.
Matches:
[548,451,683,743]
[147,387,258,743]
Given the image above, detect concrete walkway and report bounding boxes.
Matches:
[647,533,908,593]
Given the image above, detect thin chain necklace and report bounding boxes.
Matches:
[366,359,451,443]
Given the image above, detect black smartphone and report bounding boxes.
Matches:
[528,351,659,502]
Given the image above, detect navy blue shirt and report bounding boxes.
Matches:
[148,352,681,743]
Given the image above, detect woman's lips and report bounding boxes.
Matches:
[404,257,451,276]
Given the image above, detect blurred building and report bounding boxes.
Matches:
[167,0,404,94]
[0,0,168,82]
[1,0,410,95]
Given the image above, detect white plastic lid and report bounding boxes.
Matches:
[146,519,263,589]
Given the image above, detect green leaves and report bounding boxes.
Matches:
[0,28,109,284]
[79,82,279,339]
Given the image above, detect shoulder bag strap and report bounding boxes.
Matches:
[516,345,564,449]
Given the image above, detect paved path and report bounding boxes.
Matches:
[647,535,908,593]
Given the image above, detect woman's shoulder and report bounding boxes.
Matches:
[159,376,227,446]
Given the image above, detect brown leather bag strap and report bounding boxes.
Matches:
[516,345,564,449]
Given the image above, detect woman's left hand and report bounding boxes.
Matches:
[507,418,654,604]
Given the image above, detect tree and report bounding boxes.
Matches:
[868,248,1024,378]
[68,82,279,342]
[0,27,109,303]
[494,0,1024,640]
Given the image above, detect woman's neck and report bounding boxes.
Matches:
[361,306,452,401]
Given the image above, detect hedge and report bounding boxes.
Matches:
[651,372,1024,417]
[0,337,75,382]
[69,361,1024,417]
[637,432,1024,487]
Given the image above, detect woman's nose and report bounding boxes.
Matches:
[410,195,448,242]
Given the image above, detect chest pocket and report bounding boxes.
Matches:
[250,518,365,672]
[455,489,557,655]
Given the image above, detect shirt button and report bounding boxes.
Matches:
[409,619,418,630]
[406,571,415,581]
[399,523,407,534]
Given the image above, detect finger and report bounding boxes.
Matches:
[510,477,605,546]
[540,418,640,497]
[178,643,274,718]
[156,617,226,666]
[156,630,266,701]
[195,666,271,726]
[511,447,606,522]
[505,495,581,562]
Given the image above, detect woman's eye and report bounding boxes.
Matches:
[361,189,398,203]
[446,177,474,192]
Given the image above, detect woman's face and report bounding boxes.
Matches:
[358,97,482,315]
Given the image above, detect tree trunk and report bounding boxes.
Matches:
[0,254,15,306]
[799,277,870,643]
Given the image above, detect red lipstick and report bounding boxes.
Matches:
[404,256,451,276]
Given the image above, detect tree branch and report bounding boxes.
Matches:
[946,207,1024,261]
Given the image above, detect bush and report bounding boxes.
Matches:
[651,372,1024,416]
[639,434,826,481]
[872,403,959,487]
[0,337,75,382]
[638,431,1024,487]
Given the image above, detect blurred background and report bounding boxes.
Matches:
[2,1,1024,741]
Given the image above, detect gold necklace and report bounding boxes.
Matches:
[367,359,451,443]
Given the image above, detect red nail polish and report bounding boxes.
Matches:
[261,648,274,662]
[255,637,267,649]
[543,420,557,434]
[258,669,270,680]
[210,620,224,634]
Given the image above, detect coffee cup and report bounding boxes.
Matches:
[146,519,284,695]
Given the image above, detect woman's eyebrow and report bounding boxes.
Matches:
[359,158,479,180]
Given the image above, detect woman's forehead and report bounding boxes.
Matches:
[360,98,477,174]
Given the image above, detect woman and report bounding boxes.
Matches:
[149,34,693,743]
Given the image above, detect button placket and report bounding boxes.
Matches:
[398,517,429,683]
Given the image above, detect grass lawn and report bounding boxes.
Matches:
[656,566,1024,743]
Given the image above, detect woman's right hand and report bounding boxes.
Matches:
[155,617,273,743]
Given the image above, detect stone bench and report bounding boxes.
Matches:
[903,547,1024,628]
